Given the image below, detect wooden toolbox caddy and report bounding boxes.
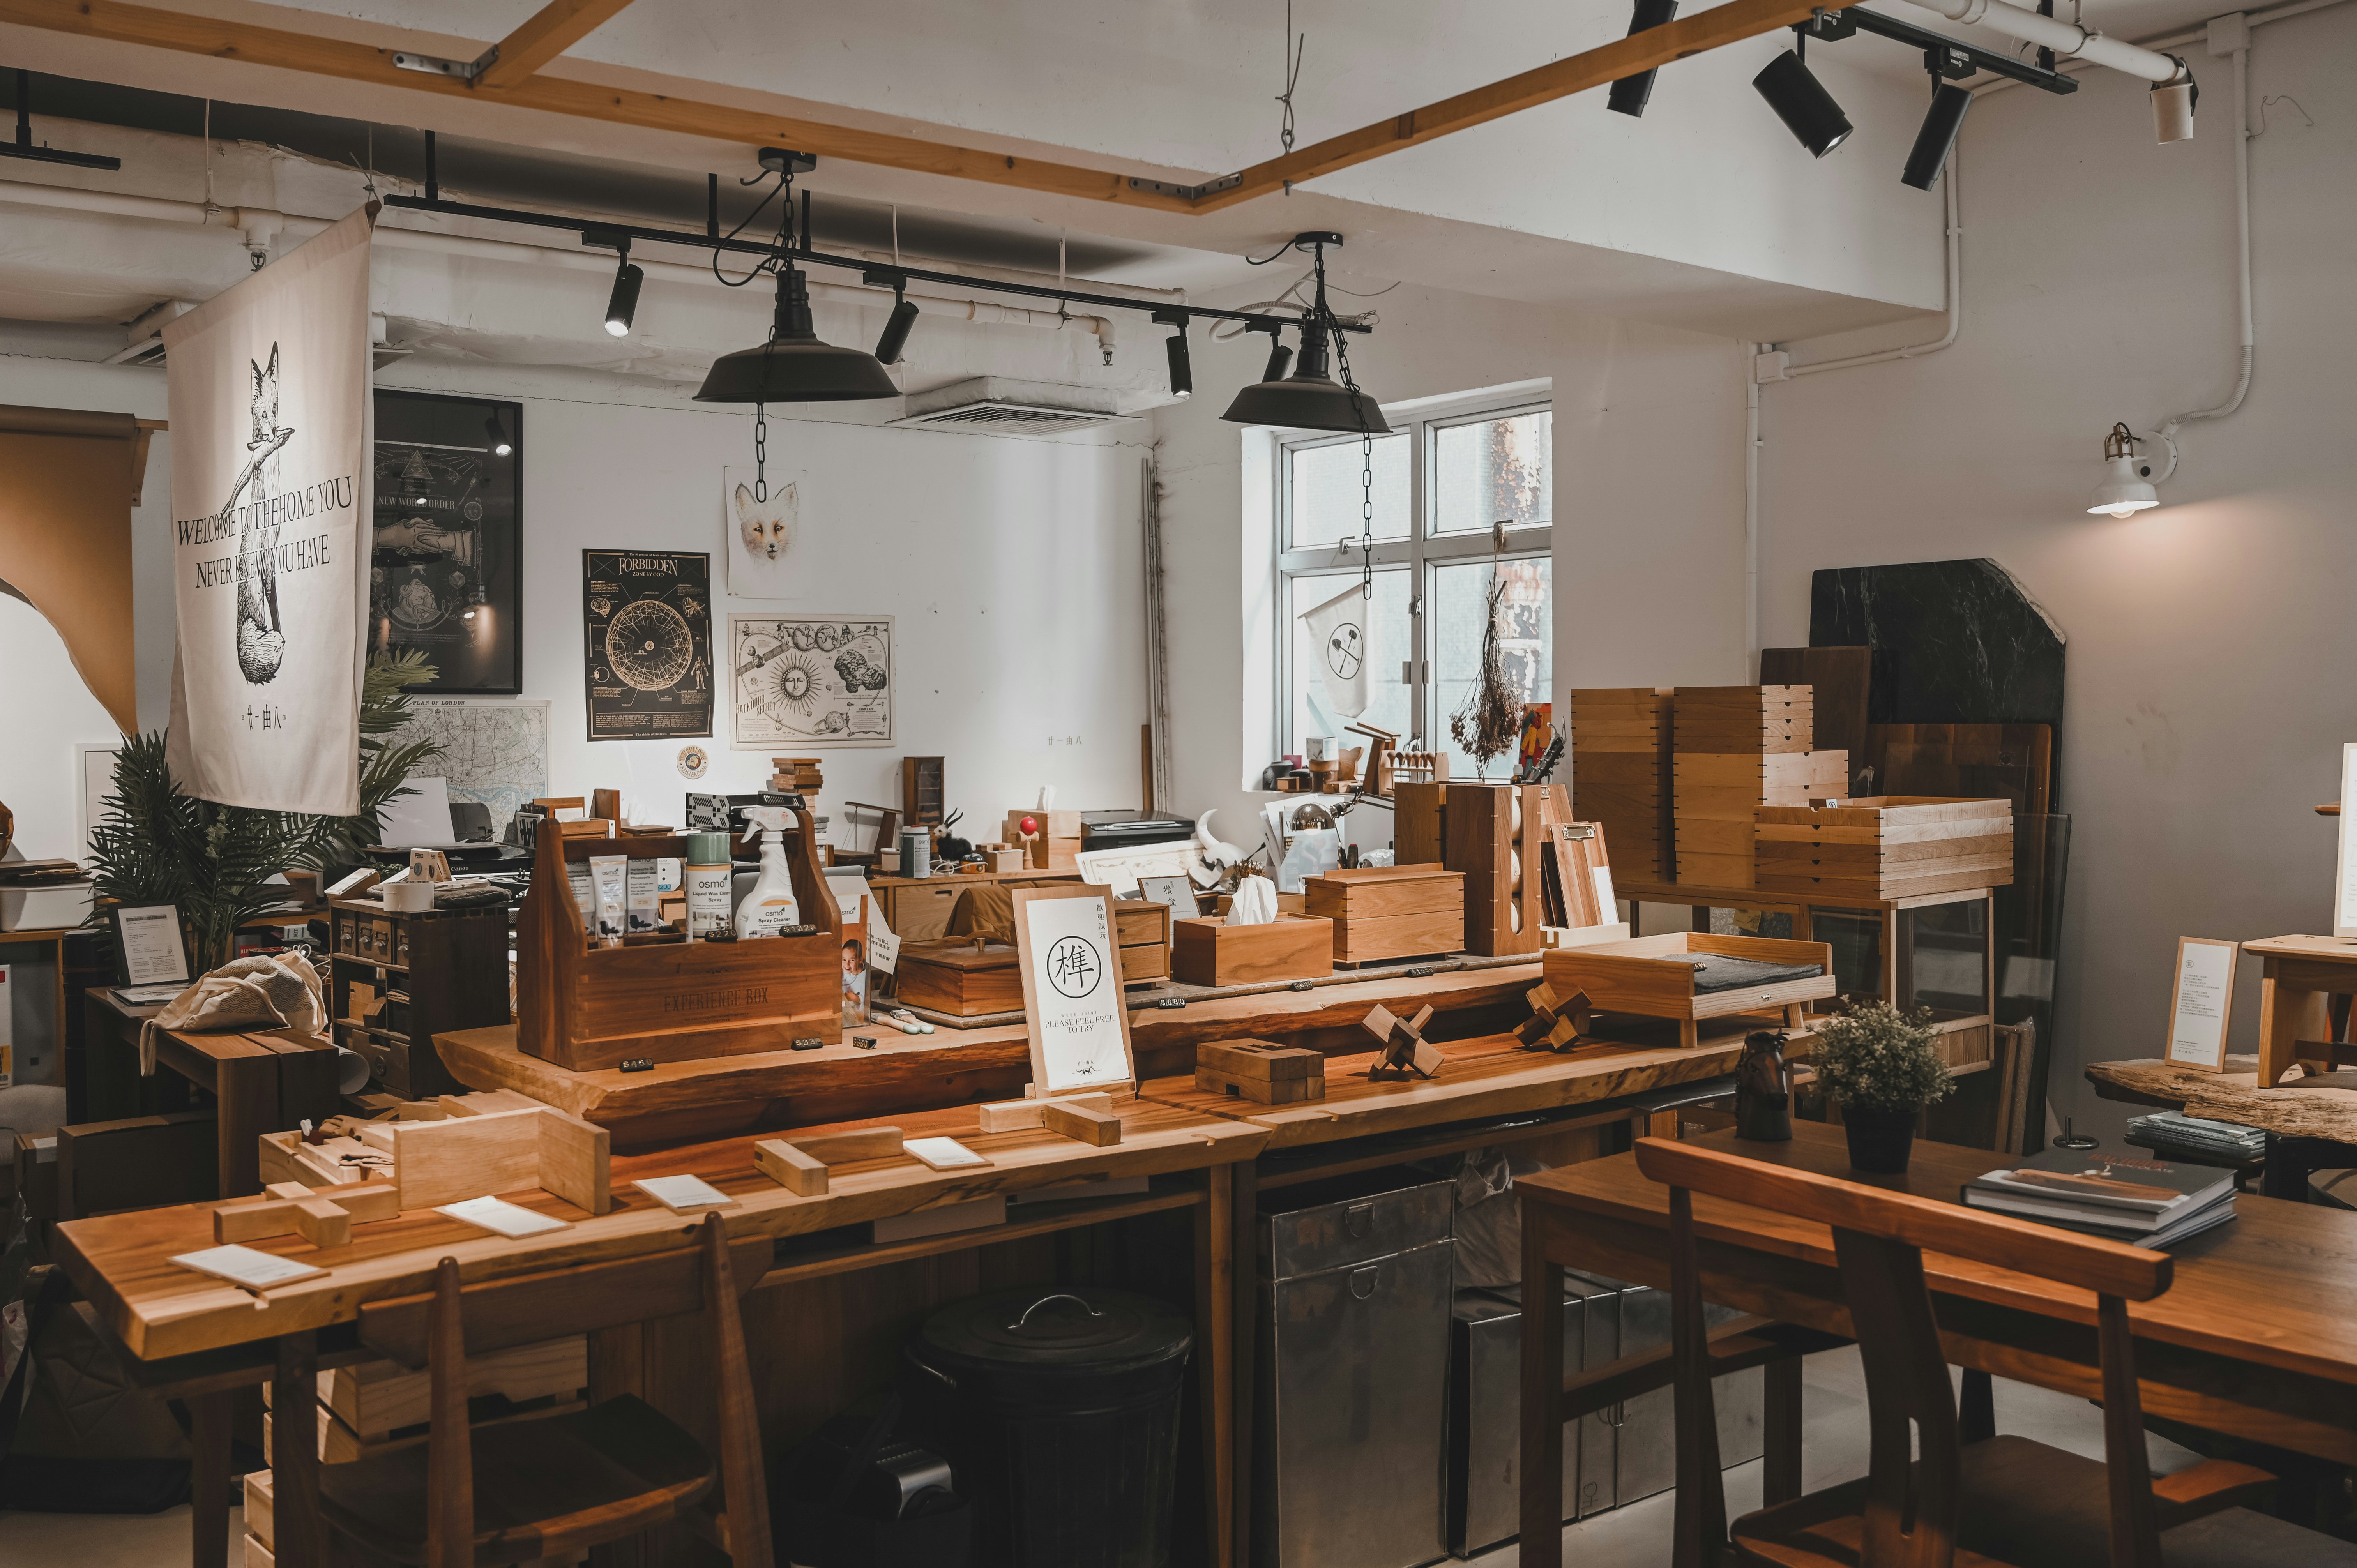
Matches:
[1543,931,1836,1047]
[1752,796,2014,899]
[1171,914,1335,987]
[1569,687,1673,881]
[515,815,841,1070]
[1443,783,1543,957]
[1303,864,1463,965]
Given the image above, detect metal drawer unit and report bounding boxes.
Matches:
[1603,1279,1765,1510]
[1447,1274,1621,1557]
[1254,1175,1456,1568]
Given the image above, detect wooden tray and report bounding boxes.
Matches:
[1542,931,1835,1047]
[1171,915,1335,987]
[516,816,842,1069]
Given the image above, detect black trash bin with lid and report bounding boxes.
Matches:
[903,1287,1193,1568]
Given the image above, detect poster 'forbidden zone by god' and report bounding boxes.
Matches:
[582,549,714,741]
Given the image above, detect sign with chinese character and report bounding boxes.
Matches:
[1013,884,1137,1097]
[163,205,378,814]
[582,549,714,742]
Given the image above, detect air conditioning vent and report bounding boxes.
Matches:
[887,377,1142,439]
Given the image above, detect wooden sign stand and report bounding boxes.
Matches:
[1011,883,1140,1097]
[2163,938,2239,1075]
[753,1125,907,1196]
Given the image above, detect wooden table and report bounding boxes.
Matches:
[54,1095,1267,1568]
[80,987,343,1199]
[2087,1052,2357,1201]
[1512,1122,2357,1568]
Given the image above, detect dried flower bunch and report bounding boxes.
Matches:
[1449,574,1520,774]
[1810,1001,1953,1116]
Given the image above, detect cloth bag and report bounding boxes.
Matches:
[136,953,326,1075]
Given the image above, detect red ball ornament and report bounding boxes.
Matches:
[1019,815,1038,836]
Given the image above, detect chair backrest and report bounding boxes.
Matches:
[360,1213,774,1568]
[1636,1137,2173,1568]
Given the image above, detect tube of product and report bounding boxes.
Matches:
[589,855,628,948]
[683,832,734,941]
[567,863,595,926]
[626,856,660,934]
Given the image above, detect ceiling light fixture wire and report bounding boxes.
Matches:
[1276,0,1306,154]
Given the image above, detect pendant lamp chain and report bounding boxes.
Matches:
[753,402,769,504]
[1320,243,1376,601]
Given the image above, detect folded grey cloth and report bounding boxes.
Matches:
[1684,954,1825,993]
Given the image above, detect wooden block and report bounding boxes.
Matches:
[1039,1103,1122,1146]
[1194,1067,1327,1104]
[534,1107,611,1216]
[360,1109,542,1211]
[1197,1038,1324,1081]
[313,1337,588,1439]
[437,1090,542,1118]
[753,1139,827,1197]
[290,1196,351,1249]
[244,1471,274,1551]
[784,1125,904,1163]
[978,1094,1114,1133]
[245,1531,274,1568]
[214,1177,401,1243]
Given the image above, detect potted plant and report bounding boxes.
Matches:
[1810,1002,1952,1174]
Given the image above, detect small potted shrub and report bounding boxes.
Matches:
[1811,1002,1952,1174]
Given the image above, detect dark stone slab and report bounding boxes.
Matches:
[1808,559,2064,729]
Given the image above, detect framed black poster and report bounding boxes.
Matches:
[583,549,714,741]
[369,390,523,693]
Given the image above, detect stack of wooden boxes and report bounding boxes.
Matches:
[1671,686,1846,890]
[1752,796,2014,899]
[1567,688,1673,881]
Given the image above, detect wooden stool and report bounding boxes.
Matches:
[2251,936,2357,1087]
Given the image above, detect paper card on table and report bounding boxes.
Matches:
[2163,937,2240,1073]
[632,1174,737,1211]
[906,1136,991,1171]
[438,1196,571,1238]
[170,1244,327,1291]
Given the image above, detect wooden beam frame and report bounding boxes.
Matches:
[0,0,1820,215]
[475,0,639,93]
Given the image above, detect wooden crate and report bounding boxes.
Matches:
[515,816,841,1069]
[1543,931,1836,1047]
[1569,688,1672,880]
[1171,915,1335,987]
[894,939,1023,1016]
[1671,684,1814,755]
[1303,865,1465,964]
[1673,749,1847,888]
[1442,783,1543,957]
[1752,796,2014,899]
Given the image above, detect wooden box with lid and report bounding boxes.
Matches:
[1171,915,1335,987]
[1302,864,1463,965]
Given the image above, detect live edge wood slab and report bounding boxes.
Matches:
[2086,1054,2357,1142]
[436,964,1545,1148]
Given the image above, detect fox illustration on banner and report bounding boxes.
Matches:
[164,204,378,816]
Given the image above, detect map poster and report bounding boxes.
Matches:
[369,390,523,694]
[729,614,893,749]
[582,549,714,742]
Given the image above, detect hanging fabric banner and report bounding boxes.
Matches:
[1297,579,1370,720]
[163,204,378,815]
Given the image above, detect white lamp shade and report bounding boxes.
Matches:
[2087,454,2160,517]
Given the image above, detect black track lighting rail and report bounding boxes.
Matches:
[1804,8,2078,94]
[380,189,1370,336]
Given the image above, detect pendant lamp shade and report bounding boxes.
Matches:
[1219,321,1391,434]
[695,265,899,403]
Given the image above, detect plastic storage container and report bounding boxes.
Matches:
[903,1287,1193,1568]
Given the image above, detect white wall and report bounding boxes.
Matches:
[1753,5,2357,1133]
[1151,277,1747,847]
[0,596,121,862]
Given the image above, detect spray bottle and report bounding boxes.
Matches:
[732,806,803,938]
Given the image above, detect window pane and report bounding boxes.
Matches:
[1289,569,1410,762]
[1433,410,1551,535]
[1288,434,1410,550]
[1432,556,1551,779]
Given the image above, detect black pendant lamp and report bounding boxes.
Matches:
[1220,233,1390,434]
[695,263,899,404]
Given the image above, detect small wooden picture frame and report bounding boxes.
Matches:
[2163,937,2240,1073]
[110,904,193,988]
[1011,883,1138,1098]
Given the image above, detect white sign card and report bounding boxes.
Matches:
[170,1244,327,1292]
[438,1196,571,1238]
[1012,884,1139,1097]
[163,205,378,815]
[633,1174,736,1211]
[906,1136,989,1171]
[2337,743,2357,938]
[2163,938,2240,1073]
[114,905,191,986]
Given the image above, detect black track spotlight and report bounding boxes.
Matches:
[484,411,512,457]
[604,261,643,338]
[1606,0,1680,117]
[694,263,899,403]
[875,289,919,365]
[1257,323,1294,384]
[1161,313,1193,400]
[1754,49,1853,158]
[1901,80,1973,189]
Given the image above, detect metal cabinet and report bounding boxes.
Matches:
[1255,1176,1456,1568]
[1447,1274,1621,1557]
[1602,1280,1765,1509]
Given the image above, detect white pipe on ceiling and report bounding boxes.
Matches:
[1873,0,2183,80]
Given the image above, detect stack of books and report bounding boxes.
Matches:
[1962,1147,2236,1248]
[2124,1111,2267,1165]
[770,756,825,795]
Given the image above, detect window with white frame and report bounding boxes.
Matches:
[1276,396,1552,779]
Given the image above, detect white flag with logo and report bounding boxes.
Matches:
[1299,580,1371,720]
[163,204,377,815]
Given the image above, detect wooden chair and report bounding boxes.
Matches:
[317,1213,773,1568]
[1634,1137,2357,1568]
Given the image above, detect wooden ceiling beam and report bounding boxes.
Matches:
[1193,0,1825,214]
[475,0,640,92]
